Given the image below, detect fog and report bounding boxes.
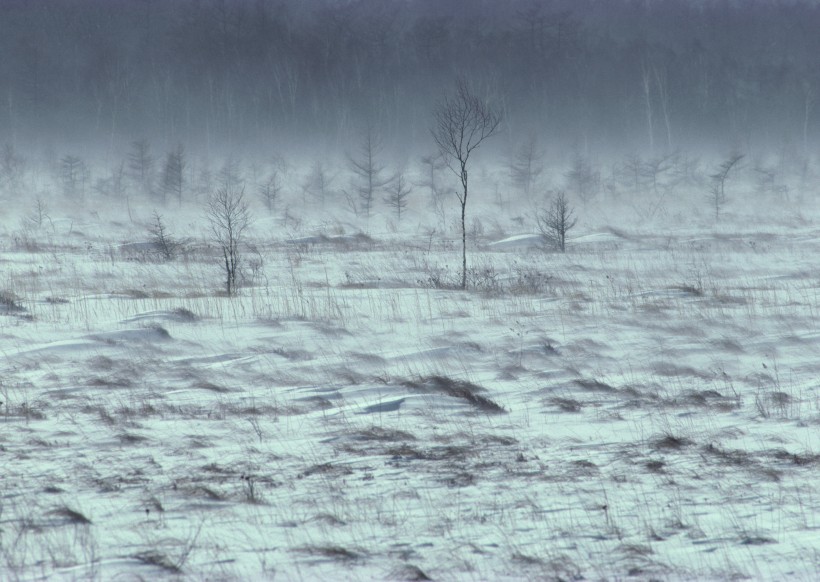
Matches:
[2,0,818,159]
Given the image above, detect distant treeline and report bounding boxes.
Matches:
[1,0,818,155]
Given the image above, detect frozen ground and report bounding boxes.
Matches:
[1,196,819,581]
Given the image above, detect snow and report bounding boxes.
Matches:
[1,194,819,581]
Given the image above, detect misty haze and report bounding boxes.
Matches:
[1,1,819,580]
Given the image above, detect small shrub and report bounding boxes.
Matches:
[0,291,25,313]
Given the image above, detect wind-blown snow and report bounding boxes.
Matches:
[1,201,819,581]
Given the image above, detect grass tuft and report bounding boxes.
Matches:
[296,544,362,562]
[405,375,506,414]
[651,434,693,450]
[134,550,182,573]
[48,506,92,525]
[391,563,433,581]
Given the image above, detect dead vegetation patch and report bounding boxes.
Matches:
[386,444,474,462]
[569,459,599,477]
[700,443,755,467]
[402,375,506,414]
[133,550,182,573]
[47,506,92,525]
[645,460,666,473]
[182,485,227,502]
[574,379,616,393]
[651,434,693,451]
[768,449,820,466]
[653,363,713,379]
[195,381,232,393]
[666,390,739,411]
[268,346,313,361]
[390,564,432,581]
[549,397,583,412]
[171,307,198,321]
[117,432,149,445]
[740,535,776,546]
[349,426,417,442]
[442,472,476,487]
[87,376,133,388]
[296,544,363,562]
[479,434,518,446]
[216,403,279,417]
[299,463,354,479]
[309,513,347,526]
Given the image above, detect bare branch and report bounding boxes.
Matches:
[206,186,251,296]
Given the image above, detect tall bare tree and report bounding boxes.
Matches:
[207,186,251,296]
[431,77,502,289]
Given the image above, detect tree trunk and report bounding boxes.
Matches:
[460,166,468,290]
[460,198,467,289]
[224,252,232,295]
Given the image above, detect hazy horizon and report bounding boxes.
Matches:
[1,0,818,164]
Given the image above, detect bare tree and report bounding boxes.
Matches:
[24,197,52,231]
[303,160,335,207]
[708,153,744,221]
[218,157,244,192]
[61,155,88,199]
[128,138,154,197]
[258,155,288,214]
[258,171,282,214]
[431,77,502,289]
[618,153,644,195]
[384,172,412,221]
[161,144,186,205]
[206,186,251,296]
[537,190,577,252]
[639,152,676,219]
[509,134,544,198]
[348,125,390,219]
[565,153,599,204]
[148,210,178,261]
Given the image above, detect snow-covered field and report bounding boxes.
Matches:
[2,192,819,580]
